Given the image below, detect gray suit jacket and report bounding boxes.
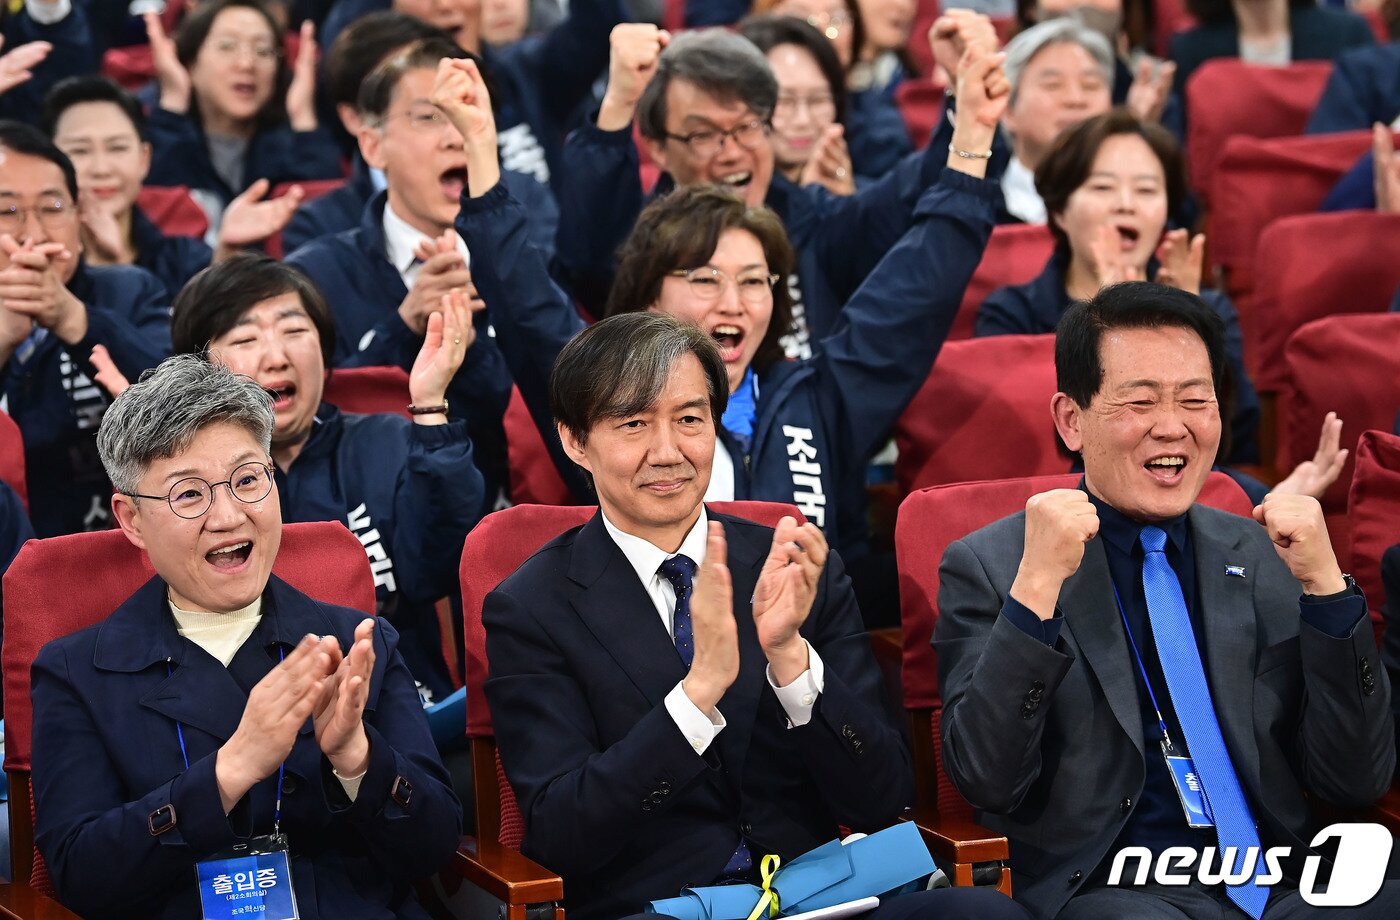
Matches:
[934,503,1394,919]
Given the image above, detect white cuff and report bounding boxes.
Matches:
[332,767,367,801]
[24,0,71,25]
[665,681,726,755]
[767,639,825,728]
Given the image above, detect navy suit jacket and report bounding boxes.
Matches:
[31,575,462,920]
[483,510,914,920]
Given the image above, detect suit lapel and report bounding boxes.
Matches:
[141,649,249,743]
[1062,537,1145,756]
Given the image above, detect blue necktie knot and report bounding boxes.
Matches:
[659,554,698,667]
[1140,525,1169,554]
[659,554,697,590]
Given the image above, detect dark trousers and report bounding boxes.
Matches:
[628,885,1031,920]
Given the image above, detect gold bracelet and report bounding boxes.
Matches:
[948,143,993,160]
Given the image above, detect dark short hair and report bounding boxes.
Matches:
[1056,282,1227,410]
[606,184,795,374]
[636,29,779,141]
[356,35,494,121]
[1036,108,1184,258]
[175,0,290,129]
[171,253,336,369]
[0,120,78,200]
[325,11,444,111]
[550,313,729,448]
[41,75,147,140]
[738,15,848,123]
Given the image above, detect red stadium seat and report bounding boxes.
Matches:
[1247,211,1400,391]
[0,410,28,510]
[323,366,412,419]
[0,522,375,912]
[135,185,209,239]
[1152,0,1197,56]
[505,387,573,506]
[894,79,945,150]
[1186,59,1332,205]
[1347,430,1400,627]
[893,334,1060,497]
[1209,129,1378,304]
[896,471,1254,823]
[1277,313,1400,562]
[952,225,1055,341]
[265,178,349,258]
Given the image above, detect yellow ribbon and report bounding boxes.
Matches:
[744,854,782,920]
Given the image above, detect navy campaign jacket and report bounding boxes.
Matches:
[484,510,911,920]
[31,574,462,920]
[130,205,214,297]
[0,1,96,124]
[461,168,996,559]
[277,403,483,701]
[0,261,170,537]
[1307,41,1400,134]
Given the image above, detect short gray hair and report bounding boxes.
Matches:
[1004,16,1115,103]
[97,354,274,494]
[636,28,779,141]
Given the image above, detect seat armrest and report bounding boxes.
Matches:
[0,884,84,920]
[447,836,564,905]
[906,808,1009,865]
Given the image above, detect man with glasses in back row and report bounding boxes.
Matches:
[0,120,169,537]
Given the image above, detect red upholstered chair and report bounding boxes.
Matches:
[894,80,946,150]
[1152,0,1196,56]
[265,178,350,258]
[1209,129,1378,304]
[896,472,1253,839]
[323,366,413,419]
[951,225,1055,341]
[1185,60,1332,205]
[0,521,375,917]
[893,334,1061,497]
[1277,314,1400,565]
[0,412,27,510]
[1246,212,1400,390]
[1347,430,1400,629]
[135,185,209,239]
[505,388,573,506]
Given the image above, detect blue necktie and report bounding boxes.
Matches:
[1140,526,1269,919]
[657,553,754,879]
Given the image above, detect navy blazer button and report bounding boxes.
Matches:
[741,822,753,836]
[1028,688,1043,701]
[841,724,855,738]
[1120,797,1132,813]
[281,775,299,794]
[659,781,672,794]
[650,792,664,804]
[642,802,652,812]
[1069,871,1082,884]
[1032,680,1045,691]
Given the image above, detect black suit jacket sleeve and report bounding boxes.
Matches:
[934,537,1075,815]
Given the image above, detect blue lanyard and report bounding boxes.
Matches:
[166,646,288,837]
[1109,581,1175,748]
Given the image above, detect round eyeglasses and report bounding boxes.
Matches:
[126,461,275,519]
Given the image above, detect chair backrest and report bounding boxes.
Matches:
[951,226,1056,341]
[896,471,1254,817]
[1209,129,1377,303]
[505,387,573,506]
[323,366,412,419]
[135,185,210,239]
[1247,211,1400,391]
[1186,59,1332,204]
[1278,313,1400,520]
[265,178,350,258]
[0,411,27,510]
[893,80,944,150]
[893,334,1060,496]
[1152,0,1196,56]
[1347,430,1400,627]
[460,501,803,847]
[2,521,375,886]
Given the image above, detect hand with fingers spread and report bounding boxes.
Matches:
[215,633,338,812]
[1126,57,1176,125]
[1154,228,1205,295]
[1373,124,1400,214]
[398,229,472,335]
[314,619,377,777]
[598,24,670,131]
[145,12,191,114]
[77,190,132,264]
[799,125,856,196]
[89,344,130,398]
[1011,489,1100,620]
[682,522,740,716]
[0,235,87,344]
[431,57,500,197]
[1252,493,1346,597]
[408,288,478,422]
[0,37,52,97]
[286,21,319,131]
[753,516,829,685]
[216,179,305,258]
[1087,223,1145,289]
[1273,412,1348,501]
[929,11,999,91]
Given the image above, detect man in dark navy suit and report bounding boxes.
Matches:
[482,312,1030,920]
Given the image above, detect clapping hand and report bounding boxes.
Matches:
[800,125,855,196]
[89,344,130,398]
[682,522,740,716]
[408,287,478,421]
[1126,57,1176,125]
[1272,412,1348,501]
[1087,223,1145,289]
[145,12,191,114]
[216,179,305,257]
[314,619,376,778]
[286,21,319,132]
[0,37,52,97]
[753,516,828,685]
[397,230,472,335]
[1154,228,1204,295]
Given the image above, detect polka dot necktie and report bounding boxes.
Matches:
[658,554,698,666]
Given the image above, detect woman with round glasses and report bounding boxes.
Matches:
[141,0,342,214]
[30,354,462,919]
[442,46,1007,619]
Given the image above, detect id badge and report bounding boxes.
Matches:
[196,833,299,920]
[1161,738,1214,829]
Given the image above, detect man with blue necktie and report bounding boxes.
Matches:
[936,282,1399,919]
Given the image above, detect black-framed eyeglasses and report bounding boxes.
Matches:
[663,119,769,159]
[126,461,275,519]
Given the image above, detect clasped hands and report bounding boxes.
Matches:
[681,517,828,716]
[0,234,86,349]
[214,619,377,813]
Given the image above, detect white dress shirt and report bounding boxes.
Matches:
[382,202,470,290]
[601,508,826,756]
[705,440,736,501]
[25,0,71,24]
[1002,156,1047,225]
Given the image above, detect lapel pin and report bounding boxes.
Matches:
[1224,565,1247,578]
